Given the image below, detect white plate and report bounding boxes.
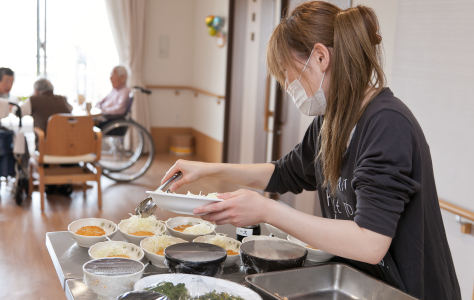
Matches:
[146,191,223,215]
[134,274,262,300]
[287,235,334,262]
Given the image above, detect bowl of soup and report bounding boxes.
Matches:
[68,218,118,248]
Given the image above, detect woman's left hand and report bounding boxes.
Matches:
[193,189,271,226]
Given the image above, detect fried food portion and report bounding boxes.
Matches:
[173,225,193,232]
[76,226,106,236]
[130,231,155,236]
[227,249,239,255]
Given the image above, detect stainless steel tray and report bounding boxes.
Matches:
[245,263,418,300]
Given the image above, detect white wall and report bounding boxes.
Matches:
[391,1,474,299]
[144,0,228,142]
[239,0,263,164]
[144,0,195,128]
[191,0,229,142]
[352,0,399,86]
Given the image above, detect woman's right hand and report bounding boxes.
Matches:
[161,160,212,192]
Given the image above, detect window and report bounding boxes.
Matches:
[0,0,119,105]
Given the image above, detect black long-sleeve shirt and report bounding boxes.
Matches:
[265,88,460,300]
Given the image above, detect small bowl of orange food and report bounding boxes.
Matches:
[287,235,334,262]
[165,216,216,242]
[68,218,118,248]
[89,241,144,261]
[140,234,188,268]
[193,233,241,267]
[118,214,167,245]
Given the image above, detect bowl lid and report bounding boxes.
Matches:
[240,239,307,261]
[83,258,143,276]
[164,242,226,263]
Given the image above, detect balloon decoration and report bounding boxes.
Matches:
[205,15,226,47]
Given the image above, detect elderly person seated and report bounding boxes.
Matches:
[0,68,14,99]
[13,78,74,195]
[96,65,130,116]
[15,78,72,133]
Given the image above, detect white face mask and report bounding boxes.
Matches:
[286,49,327,116]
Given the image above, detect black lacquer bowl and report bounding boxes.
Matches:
[240,239,308,274]
[164,242,227,277]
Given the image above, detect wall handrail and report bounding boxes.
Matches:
[146,85,225,100]
[439,199,474,234]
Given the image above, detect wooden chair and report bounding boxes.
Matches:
[28,114,102,211]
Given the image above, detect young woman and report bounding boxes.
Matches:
[162,2,460,299]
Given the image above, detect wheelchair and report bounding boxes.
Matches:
[98,87,155,182]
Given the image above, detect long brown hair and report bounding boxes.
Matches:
[267,1,385,193]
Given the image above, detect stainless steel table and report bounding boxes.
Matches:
[46,225,303,300]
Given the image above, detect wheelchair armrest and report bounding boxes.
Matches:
[101,114,126,120]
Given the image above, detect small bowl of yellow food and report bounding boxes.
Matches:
[68,218,118,248]
[165,216,216,242]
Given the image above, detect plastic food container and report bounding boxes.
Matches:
[83,258,145,300]
[164,242,227,277]
[240,239,307,274]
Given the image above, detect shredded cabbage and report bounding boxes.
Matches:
[123,214,164,235]
[92,245,131,258]
[186,191,219,199]
[206,233,240,252]
[141,234,182,253]
[182,221,215,234]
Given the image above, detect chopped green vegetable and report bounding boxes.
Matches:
[145,283,243,300]
[191,291,244,300]
[145,282,189,300]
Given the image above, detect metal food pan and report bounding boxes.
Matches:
[245,263,418,300]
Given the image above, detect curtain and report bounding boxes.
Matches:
[104,0,151,136]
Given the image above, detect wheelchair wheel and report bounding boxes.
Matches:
[98,119,155,182]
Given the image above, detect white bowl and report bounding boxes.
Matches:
[165,217,215,242]
[241,235,284,244]
[134,274,262,300]
[146,190,223,215]
[264,223,288,239]
[68,218,118,248]
[88,241,144,261]
[193,235,241,267]
[118,219,167,245]
[83,258,145,300]
[287,235,334,262]
[140,236,188,268]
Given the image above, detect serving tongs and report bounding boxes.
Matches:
[135,172,183,218]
